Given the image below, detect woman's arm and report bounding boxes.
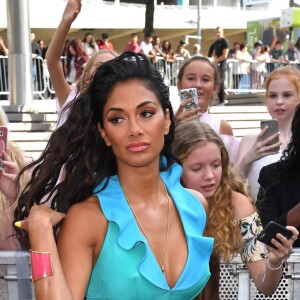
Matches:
[233,191,298,295]
[46,0,82,108]
[17,197,106,300]
[247,224,298,295]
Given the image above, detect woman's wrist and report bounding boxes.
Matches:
[266,257,283,271]
[28,215,53,235]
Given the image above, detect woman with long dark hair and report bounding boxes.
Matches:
[14,51,213,299]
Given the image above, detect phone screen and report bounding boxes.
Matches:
[179,88,199,111]
[260,120,279,151]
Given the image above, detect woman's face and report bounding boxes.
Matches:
[86,35,92,43]
[181,142,222,200]
[177,60,219,111]
[99,79,170,169]
[266,76,300,124]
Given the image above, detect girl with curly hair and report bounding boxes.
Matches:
[172,121,298,300]
[257,104,300,248]
[13,51,214,299]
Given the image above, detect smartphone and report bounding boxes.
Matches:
[257,221,293,249]
[260,119,280,152]
[179,88,199,111]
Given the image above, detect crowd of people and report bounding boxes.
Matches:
[0,0,300,299]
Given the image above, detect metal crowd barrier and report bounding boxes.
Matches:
[153,56,185,87]
[225,59,300,94]
[0,56,66,100]
[2,55,300,101]
[1,249,300,299]
[220,248,300,299]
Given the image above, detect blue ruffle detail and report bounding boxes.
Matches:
[95,163,214,291]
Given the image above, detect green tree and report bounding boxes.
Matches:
[144,0,155,36]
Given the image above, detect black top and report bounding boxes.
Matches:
[257,162,300,248]
[208,38,229,61]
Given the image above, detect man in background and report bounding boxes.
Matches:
[208,27,229,105]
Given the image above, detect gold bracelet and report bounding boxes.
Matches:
[266,257,283,271]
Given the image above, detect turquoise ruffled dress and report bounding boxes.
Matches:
[86,163,214,299]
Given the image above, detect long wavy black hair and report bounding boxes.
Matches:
[277,104,300,179]
[14,51,177,249]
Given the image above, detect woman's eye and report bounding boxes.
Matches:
[108,116,123,124]
[192,167,201,172]
[141,110,155,118]
[283,92,293,98]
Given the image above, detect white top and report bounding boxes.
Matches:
[65,57,76,83]
[139,41,153,55]
[199,111,240,163]
[56,86,78,128]
[83,42,99,57]
[247,151,282,201]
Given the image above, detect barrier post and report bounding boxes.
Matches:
[6,0,33,106]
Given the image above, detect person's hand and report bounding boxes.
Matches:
[287,203,300,228]
[15,204,66,231]
[267,226,299,267]
[175,98,201,124]
[245,126,281,163]
[0,149,20,199]
[62,0,82,23]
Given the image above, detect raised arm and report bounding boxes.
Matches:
[46,0,82,108]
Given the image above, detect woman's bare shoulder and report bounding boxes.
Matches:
[60,196,107,242]
[220,119,233,136]
[231,190,255,220]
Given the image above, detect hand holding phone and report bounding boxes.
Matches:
[0,126,7,171]
[257,221,293,249]
[179,88,199,111]
[260,119,280,152]
[0,126,7,152]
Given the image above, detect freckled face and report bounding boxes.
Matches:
[99,80,171,169]
[266,76,300,122]
[181,142,222,200]
[177,60,219,111]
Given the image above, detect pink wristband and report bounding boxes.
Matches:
[30,250,53,282]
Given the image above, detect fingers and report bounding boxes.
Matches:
[1,172,17,181]
[1,160,20,173]
[1,150,11,162]
[15,219,28,231]
[286,226,299,243]
[14,203,67,232]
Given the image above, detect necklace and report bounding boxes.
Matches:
[124,184,171,276]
